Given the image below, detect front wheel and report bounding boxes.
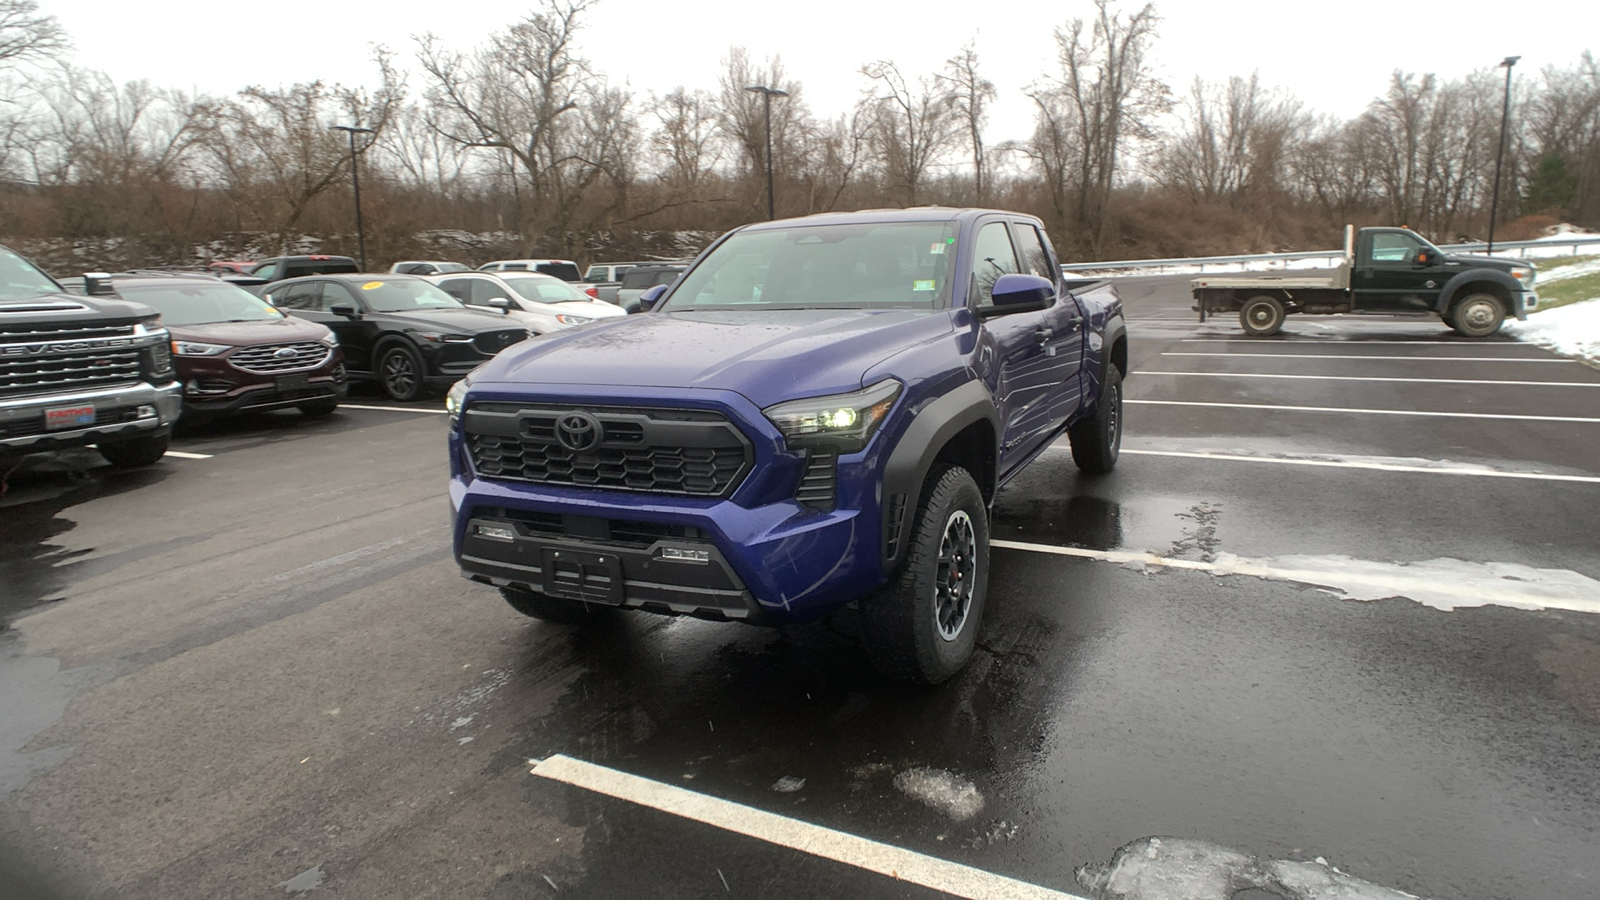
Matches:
[1239,295,1286,336]
[98,434,169,468]
[1448,293,1506,338]
[379,344,425,401]
[1069,364,1122,474]
[860,465,990,684]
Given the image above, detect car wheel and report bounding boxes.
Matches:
[1069,364,1123,474]
[298,399,339,417]
[1239,295,1286,336]
[500,585,601,625]
[860,465,989,684]
[1448,293,1506,338]
[379,344,425,401]
[97,434,169,468]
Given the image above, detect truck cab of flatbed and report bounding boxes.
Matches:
[1193,226,1538,337]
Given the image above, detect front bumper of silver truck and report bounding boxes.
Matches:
[0,380,183,452]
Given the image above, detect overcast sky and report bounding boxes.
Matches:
[47,0,1600,144]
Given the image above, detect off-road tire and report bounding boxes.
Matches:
[499,586,598,625]
[298,398,340,417]
[97,434,169,468]
[379,344,425,401]
[1069,364,1123,474]
[1447,293,1506,338]
[860,465,989,684]
[1239,295,1286,336]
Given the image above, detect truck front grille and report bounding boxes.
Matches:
[463,404,752,498]
[229,341,331,374]
[0,347,143,399]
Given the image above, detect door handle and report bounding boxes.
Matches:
[1065,315,1084,329]
[1034,328,1053,345]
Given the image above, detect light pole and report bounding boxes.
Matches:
[330,124,376,269]
[744,85,788,220]
[1486,56,1520,255]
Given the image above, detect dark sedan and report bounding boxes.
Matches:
[102,274,347,421]
[264,274,529,400]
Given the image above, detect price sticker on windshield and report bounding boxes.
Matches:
[912,280,936,291]
[362,281,384,290]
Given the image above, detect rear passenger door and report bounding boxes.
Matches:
[1011,221,1085,423]
[317,281,379,371]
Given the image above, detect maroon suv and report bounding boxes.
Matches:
[105,274,347,419]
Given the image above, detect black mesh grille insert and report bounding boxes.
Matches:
[795,449,837,509]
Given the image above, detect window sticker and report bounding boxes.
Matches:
[912,279,936,291]
[929,243,946,255]
[362,281,384,290]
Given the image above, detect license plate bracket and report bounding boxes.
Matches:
[44,404,95,431]
[275,373,310,391]
[541,548,624,606]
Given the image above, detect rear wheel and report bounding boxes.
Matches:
[1239,295,1286,336]
[1448,293,1506,338]
[1069,364,1123,474]
[860,465,989,684]
[379,344,425,401]
[500,586,600,625]
[97,434,169,468]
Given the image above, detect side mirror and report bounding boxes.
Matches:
[487,297,511,313]
[637,284,669,312]
[982,273,1055,317]
[329,304,359,318]
[1415,249,1437,266]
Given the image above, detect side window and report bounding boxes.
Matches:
[253,262,279,280]
[470,279,510,306]
[654,270,682,287]
[1012,223,1058,281]
[320,281,358,311]
[275,282,321,310]
[971,222,1020,308]
[437,278,471,303]
[1368,233,1423,264]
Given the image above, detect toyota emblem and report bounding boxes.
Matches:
[555,412,601,452]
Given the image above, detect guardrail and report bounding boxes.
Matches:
[1060,235,1600,274]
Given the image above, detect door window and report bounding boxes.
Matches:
[469,279,512,307]
[437,278,471,303]
[319,281,359,311]
[252,262,279,280]
[1367,232,1426,264]
[971,222,1021,308]
[1012,224,1058,280]
[273,282,321,309]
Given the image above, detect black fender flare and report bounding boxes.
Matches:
[1096,314,1129,388]
[878,379,1000,571]
[1437,269,1520,314]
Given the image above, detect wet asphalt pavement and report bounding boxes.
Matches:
[2,277,1599,899]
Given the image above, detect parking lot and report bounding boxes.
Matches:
[3,274,1599,899]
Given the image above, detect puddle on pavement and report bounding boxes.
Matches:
[991,489,1224,560]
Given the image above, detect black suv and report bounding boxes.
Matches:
[249,255,359,284]
[265,274,528,400]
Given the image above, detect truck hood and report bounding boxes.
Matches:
[1443,254,1534,271]
[476,308,953,407]
[0,290,156,326]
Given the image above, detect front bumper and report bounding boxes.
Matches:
[0,380,182,451]
[1515,290,1538,319]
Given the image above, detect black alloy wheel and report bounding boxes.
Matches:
[380,344,424,401]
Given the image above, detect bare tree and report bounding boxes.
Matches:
[1036,0,1168,255]
[0,0,65,67]
[714,47,807,216]
[1152,73,1302,204]
[939,43,996,205]
[1523,53,1600,222]
[649,87,721,194]
[859,60,955,207]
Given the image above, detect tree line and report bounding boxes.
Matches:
[1,0,1597,270]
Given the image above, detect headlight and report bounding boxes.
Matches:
[1511,267,1534,287]
[445,374,473,427]
[319,331,340,346]
[763,379,902,452]
[554,314,588,326]
[416,331,474,343]
[172,340,230,356]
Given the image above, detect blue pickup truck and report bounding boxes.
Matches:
[447,208,1128,682]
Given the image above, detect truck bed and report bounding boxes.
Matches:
[1191,271,1347,291]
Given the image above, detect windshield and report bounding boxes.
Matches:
[0,247,63,300]
[361,279,464,312]
[504,276,586,304]
[116,281,283,325]
[662,222,959,311]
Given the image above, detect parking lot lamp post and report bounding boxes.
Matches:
[331,124,376,270]
[1486,56,1520,255]
[744,85,788,220]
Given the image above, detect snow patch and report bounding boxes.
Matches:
[1506,297,1600,366]
[892,767,984,821]
[1075,837,1421,900]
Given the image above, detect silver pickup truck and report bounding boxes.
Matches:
[1,249,182,468]
[1192,225,1538,337]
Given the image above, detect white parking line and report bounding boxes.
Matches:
[1126,399,1600,423]
[1120,449,1600,484]
[530,755,1085,900]
[1140,371,1600,388]
[1163,351,1569,363]
[163,450,213,460]
[341,404,448,415]
[1181,338,1540,345]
